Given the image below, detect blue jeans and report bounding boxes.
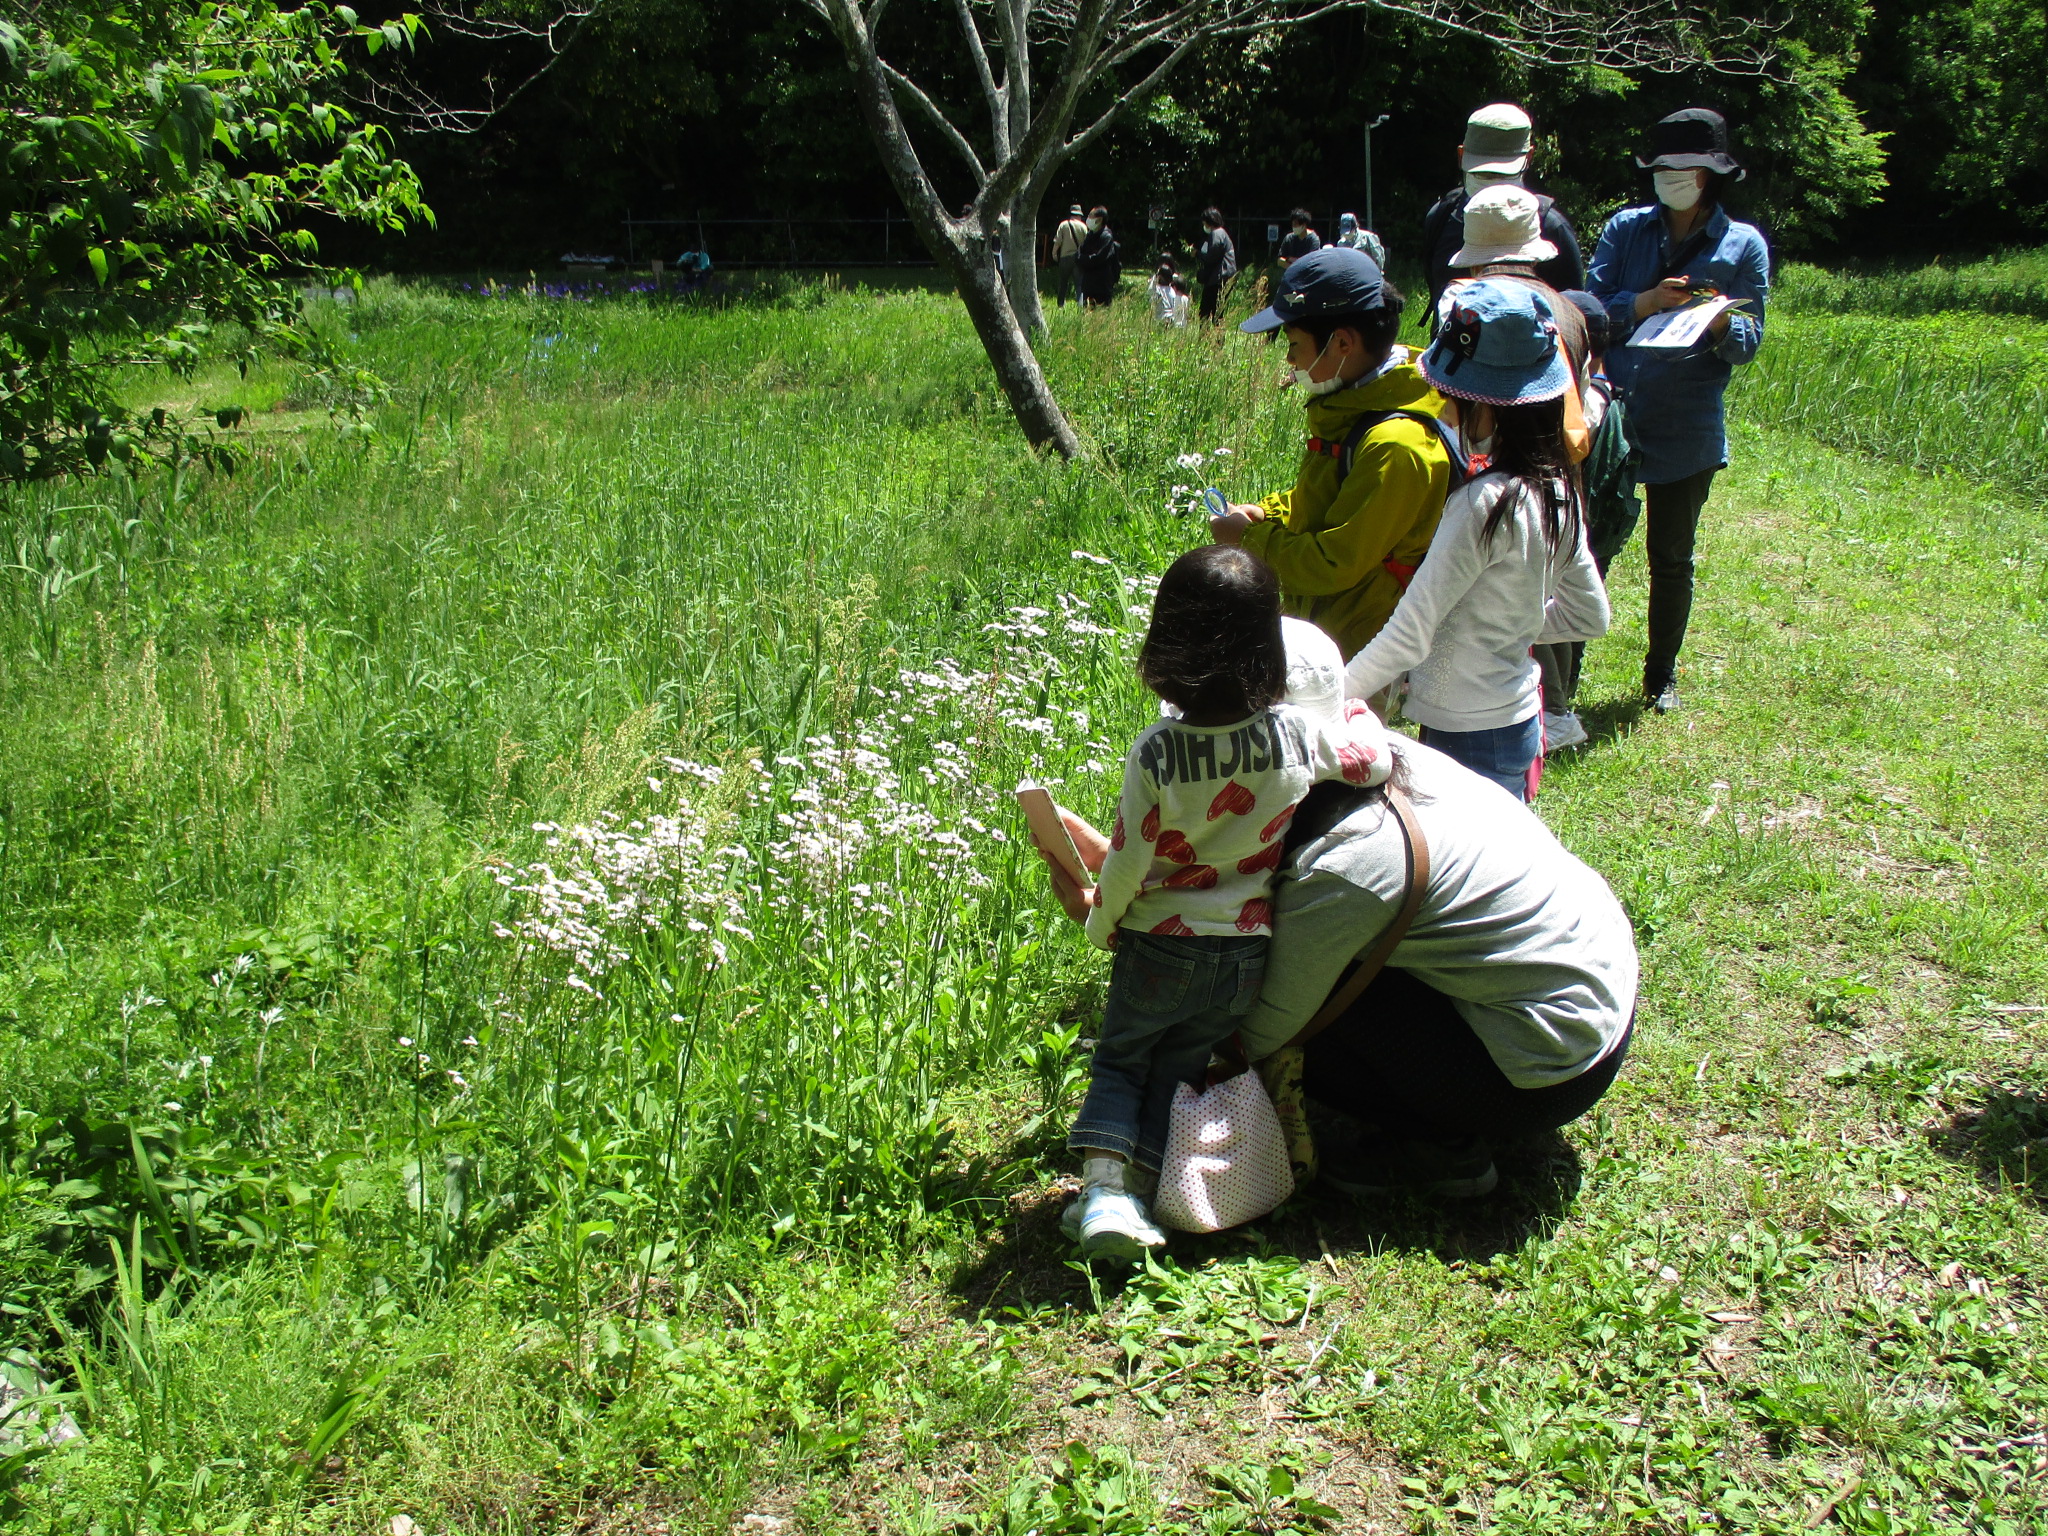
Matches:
[1070,932,1268,1172]
[1420,715,1542,802]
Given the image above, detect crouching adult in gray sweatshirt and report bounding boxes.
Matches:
[1029,735,1636,1199]
[1238,738,1636,1195]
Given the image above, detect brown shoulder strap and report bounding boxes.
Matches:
[1284,784,1431,1049]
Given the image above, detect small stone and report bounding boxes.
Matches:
[389,1518,420,1536]
[735,1519,785,1534]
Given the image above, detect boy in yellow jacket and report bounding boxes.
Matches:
[1213,247,1453,661]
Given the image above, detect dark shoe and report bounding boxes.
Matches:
[1643,672,1679,714]
[1321,1133,1498,1199]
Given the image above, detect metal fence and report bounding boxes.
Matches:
[620,215,931,268]
[612,210,1353,271]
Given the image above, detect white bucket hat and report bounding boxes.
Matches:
[1449,184,1558,268]
[1281,617,1345,724]
[1460,103,1532,176]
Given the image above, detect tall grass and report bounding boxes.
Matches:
[1774,248,2048,321]
[7,268,2045,1531]
[1733,309,2048,498]
[0,286,1299,1307]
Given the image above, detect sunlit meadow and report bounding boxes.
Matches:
[1,259,2044,1533]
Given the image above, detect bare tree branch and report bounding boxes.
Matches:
[882,60,989,179]
[1061,32,1200,162]
[345,0,611,133]
[414,0,604,51]
[1362,0,1777,74]
[953,0,1006,131]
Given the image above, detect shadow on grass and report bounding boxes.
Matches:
[944,1130,1586,1316]
[1928,1080,2048,1205]
[1541,693,1650,775]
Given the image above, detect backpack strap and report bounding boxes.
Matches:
[1284,784,1429,1049]
[1658,226,1713,283]
[1334,409,1473,491]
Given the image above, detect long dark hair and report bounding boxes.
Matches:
[1478,396,1582,552]
[1138,546,1286,719]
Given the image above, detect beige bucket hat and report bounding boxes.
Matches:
[1449,184,1558,268]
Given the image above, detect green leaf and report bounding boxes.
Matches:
[86,246,108,285]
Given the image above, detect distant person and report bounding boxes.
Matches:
[1588,108,1768,714]
[1533,290,1640,752]
[1343,278,1608,801]
[1334,212,1385,267]
[1279,208,1321,262]
[1051,204,1089,307]
[1075,206,1122,308]
[1195,208,1238,323]
[1149,261,1192,326]
[1059,546,1393,1263]
[674,248,713,291]
[1208,246,1454,665]
[1422,104,1583,330]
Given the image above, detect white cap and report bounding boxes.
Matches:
[1449,184,1558,268]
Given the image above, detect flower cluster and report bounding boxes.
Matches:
[498,569,1150,985]
[1167,446,1235,518]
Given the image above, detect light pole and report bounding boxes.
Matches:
[1364,114,1390,234]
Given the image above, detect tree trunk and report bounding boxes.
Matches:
[1004,200,1046,335]
[949,231,1080,457]
[820,0,1080,457]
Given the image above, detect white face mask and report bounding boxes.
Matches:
[1285,337,1351,396]
[1464,170,1520,197]
[1654,169,1704,211]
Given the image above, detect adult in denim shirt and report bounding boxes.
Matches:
[1589,109,1769,713]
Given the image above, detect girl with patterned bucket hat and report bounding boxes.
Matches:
[1342,279,1610,803]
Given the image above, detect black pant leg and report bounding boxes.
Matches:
[1299,969,1629,1143]
[1642,467,1718,687]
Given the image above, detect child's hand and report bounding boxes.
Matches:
[1029,805,1109,925]
[1210,504,1265,545]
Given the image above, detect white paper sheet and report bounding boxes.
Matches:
[1628,295,1750,350]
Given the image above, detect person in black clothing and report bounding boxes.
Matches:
[1195,208,1237,323]
[1420,103,1582,330]
[1278,208,1321,263]
[1074,206,1122,308]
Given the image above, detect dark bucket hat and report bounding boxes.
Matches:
[1635,107,1744,178]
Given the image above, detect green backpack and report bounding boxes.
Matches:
[1582,377,1641,569]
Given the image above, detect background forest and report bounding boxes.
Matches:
[350,0,2048,272]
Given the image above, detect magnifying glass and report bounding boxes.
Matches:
[1199,487,1230,519]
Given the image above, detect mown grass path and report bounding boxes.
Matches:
[0,284,2043,1535]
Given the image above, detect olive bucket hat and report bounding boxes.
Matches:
[1635,107,1744,178]
[1461,103,1532,176]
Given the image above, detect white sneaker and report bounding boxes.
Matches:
[1076,1185,1166,1264]
[1542,710,1588,752]
[1059,1194,1085,1243]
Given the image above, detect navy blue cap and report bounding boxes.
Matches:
[1240,245,1387,334]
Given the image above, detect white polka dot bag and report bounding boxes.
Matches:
[1152,1067,1295,1234]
